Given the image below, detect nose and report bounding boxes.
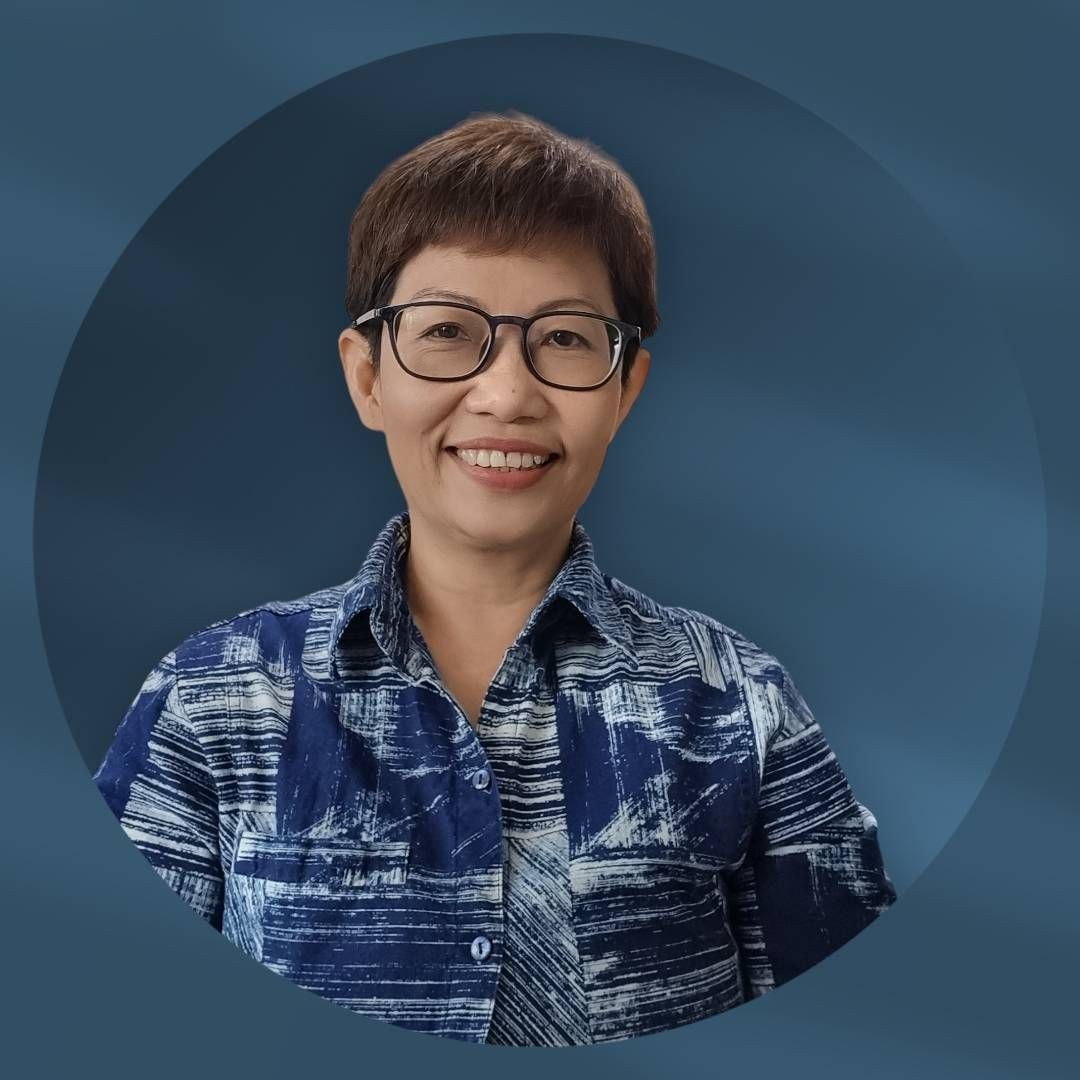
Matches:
[462,324,547,421]
[478,323,537,384]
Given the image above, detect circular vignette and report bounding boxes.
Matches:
[36,30,1045,1038]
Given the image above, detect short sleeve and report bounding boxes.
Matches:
[93,652,225,929]
[724,664,897,997]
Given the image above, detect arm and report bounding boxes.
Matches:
[725,665,897,997]
[93,652,225,929]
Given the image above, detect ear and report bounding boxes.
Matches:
[609,346,651,443]
[338,327,385,434]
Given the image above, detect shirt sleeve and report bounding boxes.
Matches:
[724,664,897,998]
[93,651,225,930]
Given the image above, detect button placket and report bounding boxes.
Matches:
[463,758,499,970]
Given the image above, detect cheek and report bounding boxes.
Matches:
[568,404,618,458]
[381,390,454,452]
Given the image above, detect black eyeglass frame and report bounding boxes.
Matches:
[350,300,642,391]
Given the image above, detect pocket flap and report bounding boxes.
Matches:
[582,842,726,874]
[232,831,411,887]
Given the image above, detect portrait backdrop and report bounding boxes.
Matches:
[8,4,1073,1079]
[40,35,1042,899]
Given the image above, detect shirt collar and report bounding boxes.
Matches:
[325,509,636,681]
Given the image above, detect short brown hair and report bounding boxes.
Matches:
[344,111,660,388]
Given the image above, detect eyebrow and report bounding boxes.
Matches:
[404,287,606,316]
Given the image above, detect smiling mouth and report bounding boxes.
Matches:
[444,447,561,471]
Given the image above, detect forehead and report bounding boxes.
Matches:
[391,240,616,312]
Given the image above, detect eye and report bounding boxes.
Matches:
[544,329,587,348]
[423,323,466,340]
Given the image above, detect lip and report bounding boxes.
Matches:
[445,446,558,491]
[448,437,559,456]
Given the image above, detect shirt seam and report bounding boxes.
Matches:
[169,652,225,819]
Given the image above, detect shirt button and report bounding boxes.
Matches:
[471,768,491,790]
[470,935,492,962]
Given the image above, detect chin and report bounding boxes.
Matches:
[443,501,562,536]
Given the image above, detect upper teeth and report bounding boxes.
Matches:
[456,448,551,470]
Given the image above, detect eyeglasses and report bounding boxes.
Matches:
[350,301,641,391]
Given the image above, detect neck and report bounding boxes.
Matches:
[402,508,574,638]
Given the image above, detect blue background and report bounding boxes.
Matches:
[4,2,1078,1076]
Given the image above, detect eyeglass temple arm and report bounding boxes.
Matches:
[350,307,387,329]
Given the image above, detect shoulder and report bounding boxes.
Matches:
[604,573,792,745]
[604,572,786,683]
[163,577,350,691]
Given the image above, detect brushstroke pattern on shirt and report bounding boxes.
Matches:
[94,509,897,1044]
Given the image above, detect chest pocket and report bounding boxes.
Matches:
[231,831,412,888]
[223,830,413,967]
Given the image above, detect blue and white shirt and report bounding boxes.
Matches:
[94,508,897,1045]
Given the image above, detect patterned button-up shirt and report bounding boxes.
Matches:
[93,509,897,1044]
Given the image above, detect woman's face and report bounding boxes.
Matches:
[338,239,651,548]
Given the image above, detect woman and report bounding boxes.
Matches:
[94,110,897,1045]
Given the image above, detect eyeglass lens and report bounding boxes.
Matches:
[392,305,619,387]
